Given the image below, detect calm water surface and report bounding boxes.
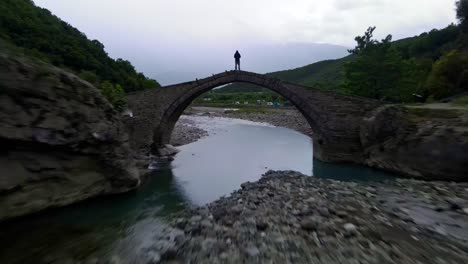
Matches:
[0,116,395,263]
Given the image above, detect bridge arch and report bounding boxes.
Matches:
[126,71,381,163]
[157,71,326,149]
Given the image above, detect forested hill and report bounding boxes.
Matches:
[218,20,467,103]
[0,0,160,96]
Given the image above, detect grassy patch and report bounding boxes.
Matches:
[407,108,461,119]
[236,107,269,114]
[452,96,468,106]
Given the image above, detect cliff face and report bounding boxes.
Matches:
[0,53,140,221]
[361,105,468,182]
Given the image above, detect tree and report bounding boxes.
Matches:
[457,0,468,31]
[425,49,468,99]
[348,27,379,55]
[100,81,127,111]
[344,27,405,100]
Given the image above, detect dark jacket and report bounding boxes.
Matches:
[234,51,241,60]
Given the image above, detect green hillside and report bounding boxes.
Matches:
[217,20,467,103]
[0,0,160,107]
[269,56,352,90]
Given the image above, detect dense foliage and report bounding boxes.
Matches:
[343,28,420,101]
[0,0,160,110]
[457,0,468,31]
[344,21,467,102]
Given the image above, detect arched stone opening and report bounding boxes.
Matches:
[155,71,331,162]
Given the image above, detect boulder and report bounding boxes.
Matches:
[0,53,140,221]
[360,105,468,181]
[157,144,180,157]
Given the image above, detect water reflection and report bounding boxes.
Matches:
[313,159,395,182]
[0,168,187,264]
[172,123,313,205]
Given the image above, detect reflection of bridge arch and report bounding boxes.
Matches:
[127,71,381,163]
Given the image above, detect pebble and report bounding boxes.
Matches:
[319,207,331,217]
[147,251,161,263]
[201,219,213,228]
[446,198,465,210]
[190,215,202,222]
[336,210,348,218]
[343,223,358,237]
[300,217,319,231]
[256,220,269,231]
[245,246,260,257]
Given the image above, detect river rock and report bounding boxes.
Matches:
[157,144,180,157]
[343,223,358,237]
[446,198,465,210]
[0,53,140,221]
[245,246,260,257]
[319,207,331,217]
[300,217,320,231]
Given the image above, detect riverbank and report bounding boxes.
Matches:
[170,116,209,147]
[153,170,468,263]
[170,107,312,146]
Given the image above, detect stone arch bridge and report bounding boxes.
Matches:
[126,70,383,164]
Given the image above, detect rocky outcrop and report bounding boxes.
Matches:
[0,53,140,221]
[361,105,468,182]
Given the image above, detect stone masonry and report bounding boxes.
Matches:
[126,71,381,164]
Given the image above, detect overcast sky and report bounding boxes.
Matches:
[34,0,458,84]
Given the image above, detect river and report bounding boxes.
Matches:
[0,116,395,263]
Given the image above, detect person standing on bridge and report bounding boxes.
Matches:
[234,50,241,71]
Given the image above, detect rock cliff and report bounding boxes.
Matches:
[0,53,140,221]
[361,105,468,182]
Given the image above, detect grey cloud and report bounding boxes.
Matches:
[33,0,456,84]
[333,0,386,11]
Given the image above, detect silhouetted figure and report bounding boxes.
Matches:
[234,50,241,71]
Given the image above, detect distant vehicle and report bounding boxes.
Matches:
[267,102,274,106]
[244,101,249,105]
[203,98,212,101]
[235,101,241,105]
[412,94,425,103]
[223,108,240,113]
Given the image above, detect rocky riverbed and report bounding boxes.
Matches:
[170,107,312,146]
[216,108,312,137]
[170,117,209,147]
[149,171,468,264]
